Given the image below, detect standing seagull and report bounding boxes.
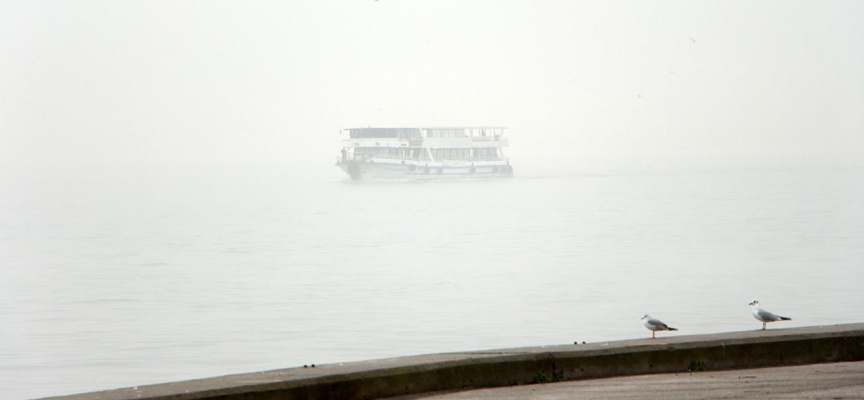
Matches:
[749,300,791,330]
[642,314,677,339]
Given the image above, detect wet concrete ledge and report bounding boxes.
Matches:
[46,323,864,400]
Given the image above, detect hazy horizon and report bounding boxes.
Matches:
[2,1,863,177]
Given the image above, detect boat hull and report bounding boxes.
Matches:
[336,160,513,181]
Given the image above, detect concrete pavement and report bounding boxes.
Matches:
[414,361,864,399]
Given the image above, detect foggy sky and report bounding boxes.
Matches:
[2,0,863,177]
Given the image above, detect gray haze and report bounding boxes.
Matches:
[2,1,863,177]
[2,3,864,398]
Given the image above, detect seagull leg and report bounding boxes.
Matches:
[652,331,655,339]
[762,322,766,330]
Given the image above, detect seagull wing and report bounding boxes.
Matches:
[756,308,783,322]
[647,318,669,330]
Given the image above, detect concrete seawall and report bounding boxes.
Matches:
[46,323,864,400]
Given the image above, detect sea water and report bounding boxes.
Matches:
[1,165,862,400]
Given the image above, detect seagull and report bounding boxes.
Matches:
[642,314,677,339]
[749,300,791,330]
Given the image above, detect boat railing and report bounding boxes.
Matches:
[468,156,506,161]
[361,155,506,162]
[366,154,415,161]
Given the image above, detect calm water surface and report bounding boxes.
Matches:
[1,166,862,399]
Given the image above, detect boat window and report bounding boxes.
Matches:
[427,128,466,138]
[475,148,498,160]
[431,148,472,160]
[436,149,470,160]
[349,128,421,139]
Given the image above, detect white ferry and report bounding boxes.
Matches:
[336,126,514,180]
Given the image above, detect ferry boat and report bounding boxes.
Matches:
[336,126,514,180]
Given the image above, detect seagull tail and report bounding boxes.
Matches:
[780,316,791,321]
[668,327,678,331]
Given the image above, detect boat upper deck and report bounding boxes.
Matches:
[341,127,508,149]
[344,127,506,140]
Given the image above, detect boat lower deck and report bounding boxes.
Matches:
[336,160,514,180]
